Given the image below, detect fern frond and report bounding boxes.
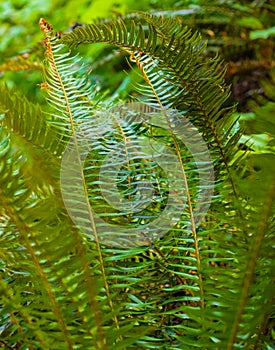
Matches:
[225,69,275,348]
[0,84,63,154]
[0,84,62,192]
[60,15,221,348]
[60,14,240,171]
[0,122,76,348]
[38,18,147,348]
[60,13,274,349]
[0,54,42,73]
[40,17,212,347]
[0,41,45,73]
[60,14,239,209]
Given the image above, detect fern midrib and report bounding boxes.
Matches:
[133,55,205,309]
[40,18,109,349]
[112,112,135,225]
[4,205,73,349]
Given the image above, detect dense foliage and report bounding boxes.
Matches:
[0,1,274,349]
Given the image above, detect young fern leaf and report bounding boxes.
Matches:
[39,18,113,349]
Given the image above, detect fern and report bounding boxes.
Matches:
[0,40,46,73]
[0,12,274,350]
[0,55,42,73]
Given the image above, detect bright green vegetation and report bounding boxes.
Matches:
[0,1,274,349]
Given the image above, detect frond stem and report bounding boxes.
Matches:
[132,53,205,309]
[40,18,108,349]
